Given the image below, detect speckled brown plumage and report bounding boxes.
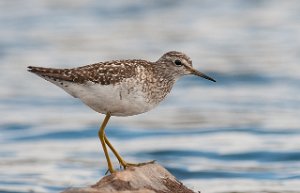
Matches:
[28,51,215,116]
[28,60,142,85]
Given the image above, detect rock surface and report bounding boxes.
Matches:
[62,163,195,193]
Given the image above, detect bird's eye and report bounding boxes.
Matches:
[174,59,183,66]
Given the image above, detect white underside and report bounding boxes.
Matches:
[48,78,156,116]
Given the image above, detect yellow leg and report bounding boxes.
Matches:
[104,134,155,169]
[98,113,114,173]
[104,135,127,167]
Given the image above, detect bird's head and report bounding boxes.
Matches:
[157,51,216,82]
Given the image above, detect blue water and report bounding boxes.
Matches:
[1,1,300,193]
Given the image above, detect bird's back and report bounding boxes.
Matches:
[28,60,174,116]
[28,60,145,85]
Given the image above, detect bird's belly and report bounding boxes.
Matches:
[69,83,155,116]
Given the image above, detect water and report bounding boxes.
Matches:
[1,0,300,192]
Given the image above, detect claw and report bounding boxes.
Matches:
[122,160,156,169]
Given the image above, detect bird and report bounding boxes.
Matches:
[28,51,216,173]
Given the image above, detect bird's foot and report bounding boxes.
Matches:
[120,160,156,169]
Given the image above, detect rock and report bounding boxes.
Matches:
[62,163,195,193]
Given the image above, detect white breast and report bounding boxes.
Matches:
[60,80,156,116]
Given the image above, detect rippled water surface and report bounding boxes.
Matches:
[1,1,300,193]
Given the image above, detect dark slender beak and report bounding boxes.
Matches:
[187,66,216,82]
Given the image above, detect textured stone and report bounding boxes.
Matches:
[62,163,195,193]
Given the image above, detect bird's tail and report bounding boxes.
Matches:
[27,66,73,81]
[28,66,58,75]
[28,66,79,98]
